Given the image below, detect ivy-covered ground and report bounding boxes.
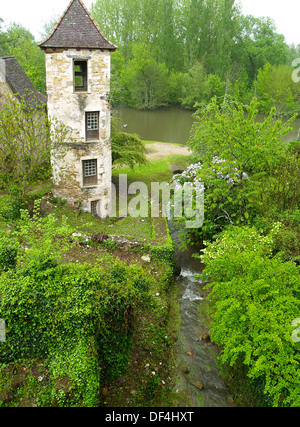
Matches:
[0,154,190,407]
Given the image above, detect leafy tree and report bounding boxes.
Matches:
[257,62,300,116]
[238,15,289,84]
[188,97,293,173]
[181,98,295,235]
[180,62,225,109]
[111,117,147,168]
[3,23,46,93]
[121,44,171,109]
[0,18,7,56]
[0,95,68,197]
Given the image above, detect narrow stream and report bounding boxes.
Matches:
[169,221,236,407]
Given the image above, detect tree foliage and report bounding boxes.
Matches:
[111,117,147,168]
[200,225,300,407]
[1,23,46,93]
[89,0,295,112]
[0,95,68,196]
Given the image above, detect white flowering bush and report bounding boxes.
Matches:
[172,157,252,238]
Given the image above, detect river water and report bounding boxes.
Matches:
[114,107,300,145]
[169,221,236,407]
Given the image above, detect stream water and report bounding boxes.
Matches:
[169,221,236,407]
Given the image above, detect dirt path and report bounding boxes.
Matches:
[145,142,191,161]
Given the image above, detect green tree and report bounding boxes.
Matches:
[184,98,294,234]
[0,18,7,56]
[121,44,171,109]
[111,117,147,168]
[180,62,225,109]
[238,15,289,85]
[3,23,46,93]
[188,97,293,173]
[257,62,300,116]
[0,96,68,197]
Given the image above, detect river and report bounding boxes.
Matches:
[169,220,236,407]
[114,107,300,145]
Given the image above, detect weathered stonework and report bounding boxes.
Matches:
[40,0,116,218]
[45,49,112,217]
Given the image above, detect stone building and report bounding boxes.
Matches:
[39,0,116,218]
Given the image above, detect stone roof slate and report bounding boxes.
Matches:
[0,56,47,109]
[39,0,117,50]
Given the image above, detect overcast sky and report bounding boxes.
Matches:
[0,0,299,45]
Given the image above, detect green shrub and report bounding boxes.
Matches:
[288,141,300,156]
[150,244,174,263]
[201,224,300,407]
[0,237,19,272]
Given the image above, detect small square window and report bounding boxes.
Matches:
[86,112,99,141]
[74,60,87,92]
[83,159,97,186]
[91,200,99,216]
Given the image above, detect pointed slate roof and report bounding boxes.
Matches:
[39,0,117,51]
[0,56,47,110]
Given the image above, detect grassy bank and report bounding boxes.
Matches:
[0,153,189,407]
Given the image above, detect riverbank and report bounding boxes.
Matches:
[145,142,191,161]
[0,156,181,407]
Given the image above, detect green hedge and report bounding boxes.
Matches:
[0,252,152,406]
[201,224,300,407]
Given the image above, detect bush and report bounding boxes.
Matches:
[201,225,300,407]
[0,237,19,272]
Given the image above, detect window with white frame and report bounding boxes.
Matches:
[82,159,97,186]
[86,112,99,141]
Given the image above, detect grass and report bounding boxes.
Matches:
[0,152,192,407]
[113,154,191,187]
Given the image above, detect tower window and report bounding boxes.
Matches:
[82,159,97,186]
[91,200,99,216]
[74,60,88,92]
[86,111,99,141]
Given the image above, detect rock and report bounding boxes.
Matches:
[18,397,38,407]
[110,236,143,250]
[171,166,186,174]
[141,255,151,263]
[71,232,90,241]
[192,381,204,390]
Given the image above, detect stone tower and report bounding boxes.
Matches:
[39,0,116,217]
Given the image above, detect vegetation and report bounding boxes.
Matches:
[0,0,300,409]
[1,0,300,114]
[176,97,300,406]
[0,159,177,407]
[111,117,147,168]
[0,96,68,199]
[89,0,300,114]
